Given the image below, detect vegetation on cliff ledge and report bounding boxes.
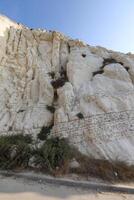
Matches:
[0,133,134,182]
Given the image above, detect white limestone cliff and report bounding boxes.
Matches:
[1,15,134,163]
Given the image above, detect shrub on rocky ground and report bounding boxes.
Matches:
[1,134,134,182]
[37,124,53,141]
[0,134,74,173]
[34,137,75,173]
[0,134,33,169]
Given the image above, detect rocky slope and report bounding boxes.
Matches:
[1,15,134,163]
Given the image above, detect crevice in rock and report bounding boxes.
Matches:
[5,29,10,55]
[17,109,25,113]
[49,62,69,126]
[124,66,129,72]
[46,105,55,113]
[32,31,39,43]
[101,58,123,68]
[36,46,42,57]
[60,66,69,81]
[32,69,36,80]
[48,71,55,79]
[82,53,86,58]
[54,90,58,102]
[92,57,130,78]
[8,126,12,131]
[102,58,132,82]
[51,77,66,89]
[16,30,22,52]
[76,112,84,119]
[92,69,104,77]
[67,43,71,54]
[12,30,16,53]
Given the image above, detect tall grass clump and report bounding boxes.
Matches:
[34,137,75,174]
[0,134,33,169]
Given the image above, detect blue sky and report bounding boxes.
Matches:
[0,0,134,53]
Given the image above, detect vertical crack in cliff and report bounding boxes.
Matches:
[48,35,72,124]
[5,29,10,55]
[16,29,22,53]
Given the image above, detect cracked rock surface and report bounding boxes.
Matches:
[1,15,134,162]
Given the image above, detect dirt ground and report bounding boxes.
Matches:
[0,175,133,200]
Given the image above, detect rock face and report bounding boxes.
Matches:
[1,15,134,163]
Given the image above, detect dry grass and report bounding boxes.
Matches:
[71,154,134,182]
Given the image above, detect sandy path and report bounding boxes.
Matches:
[0,175,133,200]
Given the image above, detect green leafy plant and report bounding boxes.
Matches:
[34,137,74,173]
[0,134,33,169]
[37,124,53,141]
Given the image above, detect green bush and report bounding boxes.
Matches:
[34,137,74,172]
[37,124,53,141]
[0,134,33,169]
[0,134,33,144]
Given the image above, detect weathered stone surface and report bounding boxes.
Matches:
[1,15,134,164]
[69,159,80,169]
